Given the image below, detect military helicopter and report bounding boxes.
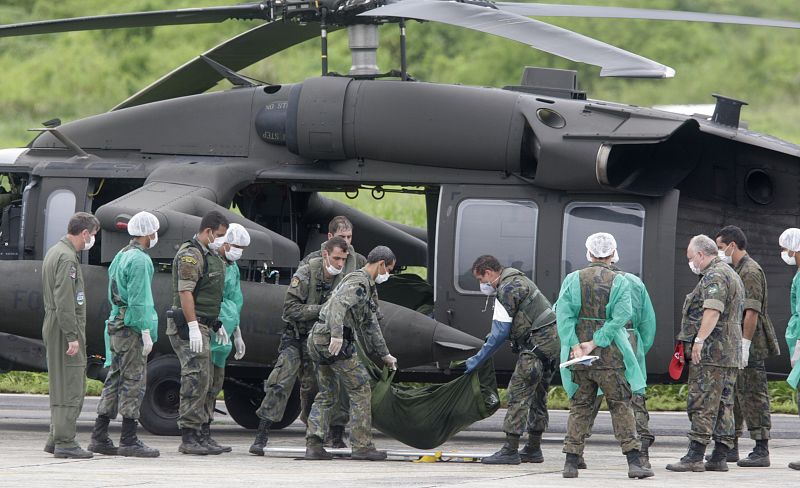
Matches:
[0,0,799,436]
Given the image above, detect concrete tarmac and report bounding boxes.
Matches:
[1,393,799,487]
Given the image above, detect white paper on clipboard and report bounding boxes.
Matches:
[559,355,599,369]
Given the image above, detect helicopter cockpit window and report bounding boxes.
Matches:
[43,189,77,253]
[561,202,645,279]
[454,199,538,294]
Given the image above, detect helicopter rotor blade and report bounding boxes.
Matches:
[495,3,800,30]
[0,4,271,38]
[360,0,674,78]
[113,21,329,110]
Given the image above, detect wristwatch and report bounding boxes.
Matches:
[694,337,705,343]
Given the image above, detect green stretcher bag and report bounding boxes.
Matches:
[365,354,500,449]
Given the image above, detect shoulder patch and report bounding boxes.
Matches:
[69,265,77,279]
[291,277,300,288]
[707,284,720,296]
[180,255,198,266]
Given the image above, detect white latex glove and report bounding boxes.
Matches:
[740,338,751,369]
[792,340,800,368]
[141,329,153,356]
[233,327,246,360]
[188,321,203,353]
[382,354,398,371]
[216,326,230,346]
[328,337,343,356]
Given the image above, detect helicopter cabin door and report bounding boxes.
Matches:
[33,177,90,261]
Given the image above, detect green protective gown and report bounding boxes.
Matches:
[211,263,243,368]
[556,271,646,399]
[103,244,158,367]
[625,273,656,392]
[785,271,800,389]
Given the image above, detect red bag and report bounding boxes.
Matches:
[669,342,685,380]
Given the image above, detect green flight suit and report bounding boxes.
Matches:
[97,239,158,420]
[168,236,226,431]
[204,262,244,421]
[42,237,87,449]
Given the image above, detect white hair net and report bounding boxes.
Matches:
[225,223,251,247]
[585,232,617,258]
[780,228,800,252]
[127,211,160,237]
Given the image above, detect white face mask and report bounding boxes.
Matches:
[226,247,243,262]
[84,234,95,251]
[208,235,226,251]
[375,263,390,284]
[325,256,342,276]
[718,244,733,264]
[782,250,796,266]
[479,282,494,295]
[610,249,619,264]
[148,232,158,249]
[688,254,702,275]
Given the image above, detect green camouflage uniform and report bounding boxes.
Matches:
[97,239,158,420]
[42,237,87,449]
[493,268,559,436]
[723,254,779,441]
[167,237,225,431]
[255,258,348,427]
[557,262,640,456]
[678,257,744,448]
[305,269,391,449]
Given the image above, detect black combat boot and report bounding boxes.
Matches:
[194,425,224,455]
[351,446,388,461]
[179,428,211,455]
[329,425,348,449]
[789,460,800,470]
[249,419,271,456]
[43,442,55,454]
[519,432,544,463]
[640,437,653,469]
[706,436,739,462]
[666,440,706,472]
[87,415,118,455]
[625,449,655,479]
[117,418,159,458]
[576,454,587,469]
[704,442,730,472]
[304,436,333,460]
[737,439,770,467]
[562,453,580,478]
[53,446,93,459]
[481,433,521,465]
[201,422,231,453]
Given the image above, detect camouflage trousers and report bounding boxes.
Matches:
[588,393,653,442]
[306,354,373,449]
[97,327,147,420]
[563,368,640,455]
[503,351,556,436]
[687,363,736,448]
[728,359,771,440]
[169,327,212,431]
[203,363,225,423]
[256,342,349,427]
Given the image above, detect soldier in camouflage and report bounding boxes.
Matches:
[714,226,780,467]
[168,211,229,455]
[466,255,559,465]
[89,212,160,458]
[249,236,351,455]
[557,232,652,479]
[667,234,744,473]
[304,246,398,461]
[41,212,99,459]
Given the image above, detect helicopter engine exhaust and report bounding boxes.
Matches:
[257,77,527,173]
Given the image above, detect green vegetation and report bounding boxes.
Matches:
[0,371,103,396]
[0,0,798,147]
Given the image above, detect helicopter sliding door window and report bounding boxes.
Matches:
[454,199,538,294]
[561,202,645,279]
[43,189,77,253]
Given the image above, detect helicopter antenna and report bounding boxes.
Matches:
[320,6,329,75]
[399,19,407,81]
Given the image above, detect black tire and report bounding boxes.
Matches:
[224,380,300,430]
[139,354,181,436]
